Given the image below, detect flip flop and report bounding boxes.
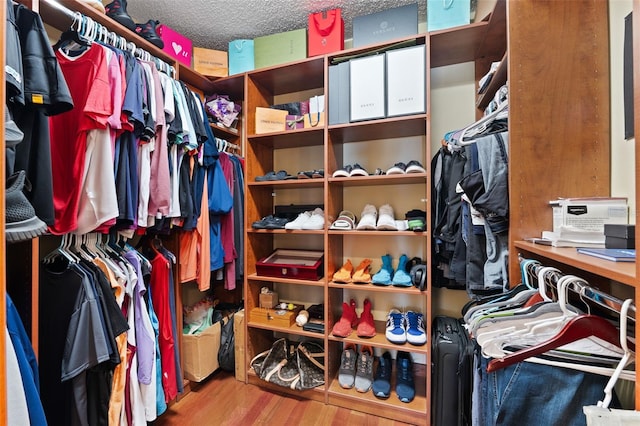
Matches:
[330,210,357,230]
[352,258,372,283]
[332,259,354,283]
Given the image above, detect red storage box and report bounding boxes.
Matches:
[157,24,192,66]
[256,249,324,280]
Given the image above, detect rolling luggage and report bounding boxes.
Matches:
[431,315,474,426]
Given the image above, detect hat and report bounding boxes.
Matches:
[5,108,24,147]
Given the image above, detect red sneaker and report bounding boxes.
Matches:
[357,299,376,338]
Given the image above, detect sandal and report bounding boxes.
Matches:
[330,210,357,230]
[333,259,354,283]
[352,258,372,283]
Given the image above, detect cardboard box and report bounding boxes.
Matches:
[250,305,304,328]
[157,24,192,66]
[350,54,386,122]
[259,292,279,308]
[427,0,471,32]
[256,249,324,280]
[234,310,246,382]
[193,47,228,77]
[551,198,629,233]
[254,29,307,69]
[353,3,418,48]
[182,322,221,382]
[255,107,288,134]
[228,39,255,74]
[386,45,426,117]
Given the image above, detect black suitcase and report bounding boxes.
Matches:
[431,315,474,426]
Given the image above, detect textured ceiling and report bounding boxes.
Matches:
[124,0,427,51]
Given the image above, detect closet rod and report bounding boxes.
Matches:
[21,0,177,66]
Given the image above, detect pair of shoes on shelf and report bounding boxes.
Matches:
[105,0,165,49]
[254,170,293,181]
[372,351,415,402]
[284,208,325,230]
[332,163,369,177]
[356,204,399,231]
[332,258,372,283]
[329,210,357,230]
[338,344,374,393]
[371,254,412,286]
[331,298,375,338]
[385,310,427,346]
[386,160,426,175]
[297,169,324,179]
[251,215,289,229]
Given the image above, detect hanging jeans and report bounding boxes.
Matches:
[478,356,614,426]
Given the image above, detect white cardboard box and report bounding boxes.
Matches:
[551,198,629,232]
[350,55,386,122]
[386,45,426,117]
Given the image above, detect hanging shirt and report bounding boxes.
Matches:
[50,43,111,234]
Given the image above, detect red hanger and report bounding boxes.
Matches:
[486,314,635,372]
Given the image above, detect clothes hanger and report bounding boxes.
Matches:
[457,100,508,145]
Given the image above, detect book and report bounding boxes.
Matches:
[576,248,636,262]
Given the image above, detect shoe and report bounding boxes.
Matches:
[251,215,289,229]
[354,345,374,393]
[356,299,376,338]
[330,210,357,230]
[284,211,311,229]
[105,0,136,31]
[386,162,407,175]
[385,309,406,344]
[405,209,426,232]
[371,254,393,285]
[301,207,325,230]
[396,352,415,403]
[332,165,353,177]
[355,204,377,230]
[391,254,412,287]
[79,0,106,13]
[405,311,427,345]
[372,352,392,399]
[338,344,357,389]
[5,171,47,243]
[331,299,359,338]
[376,204,397,231]
[134,20,165,49]
[255,171,277,182]
[405,160,426,174]
[349,163,368,177]
[351,258,372,284]
[311,169,324,178]
[332,259,353,283]
[371,168,386,176]
[297,170,314,179]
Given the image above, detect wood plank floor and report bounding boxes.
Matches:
[152,371,416,426]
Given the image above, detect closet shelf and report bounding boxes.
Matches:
[328,321,429,355]
[328,282,427,295]
[247,129,324,149]
[328,174,427,187]
[248,180,324,189]
[327,230,428,237]
[328,114,427,142]
[514,241,636,287]
[247,273,325,287]
[247,321,325,338]
[476,52,508,110]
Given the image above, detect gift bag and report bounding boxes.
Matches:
[427,0,471,32]
[308,8,344,57]
[228,39,254,75]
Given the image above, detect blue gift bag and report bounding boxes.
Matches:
[228,39,254,75]
[427,0,470,32]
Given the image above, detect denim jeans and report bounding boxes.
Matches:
[478,356,612,426]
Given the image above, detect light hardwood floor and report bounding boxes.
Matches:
[152,371,416,426]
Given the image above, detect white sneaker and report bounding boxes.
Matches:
[385,309,407,344]
[376,204,397,231]
[284,211,311,229]
[301,208,325,230]
[356,204,377,230]
[405,311,427,346]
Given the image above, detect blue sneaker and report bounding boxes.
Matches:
[391,254,412,286]
[396,351,415,403]
[385,309,406,344]
[405,311,427,346]
[372,352,392,399]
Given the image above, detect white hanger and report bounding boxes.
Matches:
[458,100,508,145]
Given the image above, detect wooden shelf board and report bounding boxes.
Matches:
[328,114,427,142]
[248,57,325,95]
[247,321,326,339]
[248,179,324,189]
[328,281,427,296]
[476,53,508,110]
[514,241,637,287]
[247,128,324,149]
[327,230,428,237]
[328,173,427,187]
[328,320,428,355]
[247,273,325,287]
[247,228,326,236]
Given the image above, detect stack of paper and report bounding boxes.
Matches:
[538,226,606,248]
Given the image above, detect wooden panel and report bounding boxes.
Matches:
[633,0,640,411]
[508,0,611,282]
